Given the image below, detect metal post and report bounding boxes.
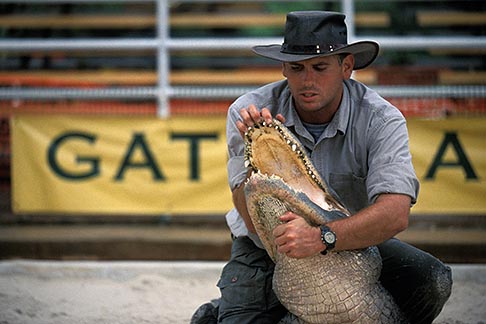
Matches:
[156,0,170,118]
[342,0,355,42]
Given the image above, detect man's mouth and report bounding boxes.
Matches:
[300,92,318,100]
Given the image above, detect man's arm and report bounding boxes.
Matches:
[231,171,256,233]
[328,193,410,250]
[273,193,411,258]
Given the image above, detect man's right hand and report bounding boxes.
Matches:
[236,104,285,138]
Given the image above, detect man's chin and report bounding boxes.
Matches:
[296,102,321,112]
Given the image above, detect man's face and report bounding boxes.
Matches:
[282,54,354,123]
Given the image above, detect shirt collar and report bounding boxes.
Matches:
[328,80,350,137]
[284,96,315,142]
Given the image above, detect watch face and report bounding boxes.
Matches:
[324,231,336,244]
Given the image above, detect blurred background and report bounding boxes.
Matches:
[0,0,485,263]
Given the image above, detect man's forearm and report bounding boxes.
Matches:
[328,193,410,252]
[232,176,256,233]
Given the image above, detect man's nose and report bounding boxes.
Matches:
[302,69,315,85]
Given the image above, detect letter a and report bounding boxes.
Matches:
[425,132,478,180]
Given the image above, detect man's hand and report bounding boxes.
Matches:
[236,104,285,138]
[273,212,324,259]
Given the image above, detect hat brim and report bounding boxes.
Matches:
[252,41,379,70]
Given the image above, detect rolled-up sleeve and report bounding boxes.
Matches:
[226,103,250,190]
[366,111,420,205]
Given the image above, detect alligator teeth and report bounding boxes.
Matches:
[244,160,251,168]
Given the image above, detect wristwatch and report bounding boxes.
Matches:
[319,225,336,255]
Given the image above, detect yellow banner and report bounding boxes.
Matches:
[11,115,233,215]
[408,117,486,214]
[11,115,486,215]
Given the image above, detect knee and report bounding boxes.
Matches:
[413,260,453,322]
[426,262,453,308]
[404,261,452,324]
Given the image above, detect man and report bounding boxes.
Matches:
[192,11,452,324]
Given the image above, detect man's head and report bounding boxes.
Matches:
[281,53,354,123]
[252,11,379,70]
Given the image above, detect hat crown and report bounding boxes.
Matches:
[284,11,348,47]
[251,10,379,70]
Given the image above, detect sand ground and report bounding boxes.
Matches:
[0,260,484,324]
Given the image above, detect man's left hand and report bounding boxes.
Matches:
[273,212,324,258]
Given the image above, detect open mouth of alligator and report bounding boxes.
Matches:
[243,119,344,212]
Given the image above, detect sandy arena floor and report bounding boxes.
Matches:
[0,260,484,324]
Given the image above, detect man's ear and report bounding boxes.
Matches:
[281,62,287,78]
[343,55,355,78]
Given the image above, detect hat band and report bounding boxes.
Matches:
[281,43,346,55]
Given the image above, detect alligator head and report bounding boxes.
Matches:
[243,118,349,261]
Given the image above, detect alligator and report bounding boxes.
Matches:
[243,119,408,324]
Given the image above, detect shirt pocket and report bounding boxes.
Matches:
[329,173,368,214]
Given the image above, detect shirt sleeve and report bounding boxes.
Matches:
[366,109,420,205]
[226,102,250,191]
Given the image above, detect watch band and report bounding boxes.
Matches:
[320,225,336,255]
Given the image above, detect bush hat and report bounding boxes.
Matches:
[252,11,379,70]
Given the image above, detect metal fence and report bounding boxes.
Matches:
[0,0,485,117]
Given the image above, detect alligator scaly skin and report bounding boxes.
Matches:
[243,119,408,324]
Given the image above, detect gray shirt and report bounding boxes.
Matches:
[226,78,419,243]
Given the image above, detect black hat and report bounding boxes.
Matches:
[252,11,379,70]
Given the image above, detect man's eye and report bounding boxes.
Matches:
[290,65,302,71]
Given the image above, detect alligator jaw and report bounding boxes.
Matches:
[244,119,346,212]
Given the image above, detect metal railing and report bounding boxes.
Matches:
[0,0,485,117]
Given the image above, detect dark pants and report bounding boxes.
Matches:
[217,237,452,324]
